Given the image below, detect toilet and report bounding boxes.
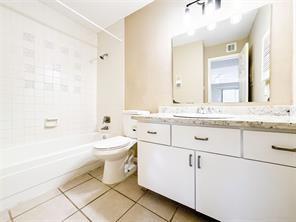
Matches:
[93,110,149,184]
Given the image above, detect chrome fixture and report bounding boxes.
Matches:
[89,53,109,63]
[99,53,109,60]
[184,0,222,35]
[185,0,221,15]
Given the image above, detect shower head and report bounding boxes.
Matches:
[89,53,109,63]
[99,53,109,60]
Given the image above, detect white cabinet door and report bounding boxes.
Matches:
[196,151,296,221]
[239,159,296,222]
[196,152,244,221]
[138,141,195,208]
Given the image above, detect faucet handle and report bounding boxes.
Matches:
[101,125,109,131]
[103,116,111,123]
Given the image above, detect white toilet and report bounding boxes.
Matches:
[93,110,149,184]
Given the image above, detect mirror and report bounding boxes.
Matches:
[172,4,272,104]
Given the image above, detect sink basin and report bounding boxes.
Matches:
[173,113,234,119]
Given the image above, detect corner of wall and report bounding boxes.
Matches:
[293,0,296,105]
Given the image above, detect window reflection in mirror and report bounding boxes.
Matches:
[172,4,272,104]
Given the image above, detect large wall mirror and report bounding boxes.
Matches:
[172,4,273,104]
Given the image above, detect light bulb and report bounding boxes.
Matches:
[205,0,215,16]
[183,7,191,27]
[230,14,242,24]
[207,22,216,31]
[187,28,195,36]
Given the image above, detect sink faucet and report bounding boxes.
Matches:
[199,107,206,114]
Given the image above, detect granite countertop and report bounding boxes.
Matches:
[132,113,296,133]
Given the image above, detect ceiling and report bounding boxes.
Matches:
[41,0,153,32]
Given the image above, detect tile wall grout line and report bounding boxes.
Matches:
[58,188,92,222]
[11,192,62,219]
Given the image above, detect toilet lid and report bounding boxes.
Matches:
[93,136,132,150]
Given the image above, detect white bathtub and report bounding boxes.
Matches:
[0,132,104,210]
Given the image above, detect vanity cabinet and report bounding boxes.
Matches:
[172,125,241,157]
[238,158,296,221]
[137,123,296,221]
[243,130,296,167]
[195,152,244,221]
[137,141,195,208]
[137,122,171,145]
[195,152,296,221]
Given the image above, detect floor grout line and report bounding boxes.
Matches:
[111,189,137,203]
[8,210,14,222]
[11,174,94,220]
[136,202,169,222]
[61,176,94,193]
[115,202,137,222]
[11,192,62,219]
[86,169,171,221]
[90,170,170,221]
[169,205,179,222]
[7,168,187,222]
[59,188,92,222]
[76,187,112,210]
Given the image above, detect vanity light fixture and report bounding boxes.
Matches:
[184,0,221,35]
[207,22,216,31]
[184,7,192,27]
[185,0,221,15]
[230,13,242,24]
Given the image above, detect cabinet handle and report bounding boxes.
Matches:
[189,154,193,167]
[147,131,157,135]
[197,155,201,169]
[194,136,209,141]
[271,145,296,152]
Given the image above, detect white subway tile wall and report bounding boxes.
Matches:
[0,6,97,149]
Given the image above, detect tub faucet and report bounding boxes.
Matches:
[101,125,109,130]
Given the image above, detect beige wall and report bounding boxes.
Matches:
[125,0,184,112]
[97,20,125,136]
[249,5,271,102]
[173,41,204,103]
[270,0,293,104]
[293,0,296,104]
[125,0,294,111]
[204,38,248,102]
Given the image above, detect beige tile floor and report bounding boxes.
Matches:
[4,167,217,222]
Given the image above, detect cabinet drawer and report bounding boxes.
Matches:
[172,125,241,157]
[137,122,171,145]
[243,131,296,167]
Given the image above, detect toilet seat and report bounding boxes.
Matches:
[93,136,133,151]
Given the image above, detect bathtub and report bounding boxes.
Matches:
[0,132,104,210]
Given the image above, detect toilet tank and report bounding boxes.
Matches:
[123,110,150,139]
